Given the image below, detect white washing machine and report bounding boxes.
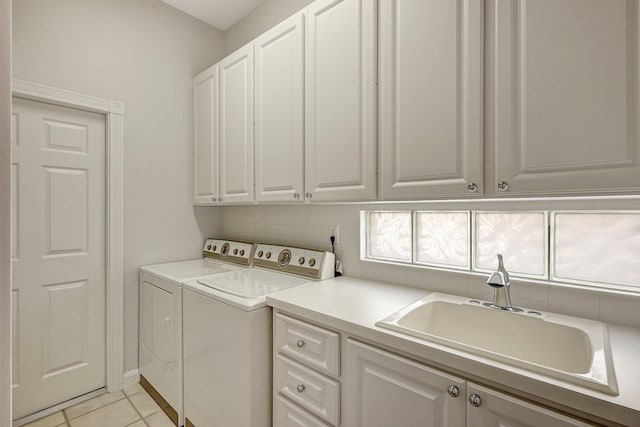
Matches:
[182,243,334,427]
[139,239,254,426]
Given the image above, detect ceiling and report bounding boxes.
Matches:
[160,0,265,31]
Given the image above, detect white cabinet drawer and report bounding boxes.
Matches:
[275,354,340,426]
[275,395,331,427]
[275,312,340,376]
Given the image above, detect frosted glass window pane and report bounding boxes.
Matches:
[474,212,546,276]
[416,211,469,268]
[367,212,412,262]
[553,212,640,288]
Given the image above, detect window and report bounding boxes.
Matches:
[473,212,547,278]
[364,211,412,262]
[415,211,469,269]
[362,210,640,291]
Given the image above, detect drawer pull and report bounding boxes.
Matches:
[296,339,306,348]
[296,384,306,393]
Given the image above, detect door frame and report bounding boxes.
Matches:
[11,79,125,393]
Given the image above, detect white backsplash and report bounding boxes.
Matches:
[222,197,640,329]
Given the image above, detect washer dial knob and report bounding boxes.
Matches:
[221,243,230,256]
[278,249,292,267]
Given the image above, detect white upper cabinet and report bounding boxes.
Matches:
[254,14,305,203]
[193,65,220,205]
[488,0,640,196]
[379,0,484,199]
[304,0,377,202]
[219,45,255,204]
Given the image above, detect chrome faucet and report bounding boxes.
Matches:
[484,254,522,312]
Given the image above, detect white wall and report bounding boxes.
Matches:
[1,0,12,422]
[12,0,225,373]
[223,198,640,330]
[223,0,315,54]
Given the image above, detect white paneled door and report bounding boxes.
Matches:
[11,98,106,420]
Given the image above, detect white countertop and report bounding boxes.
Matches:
[267,276,640,427]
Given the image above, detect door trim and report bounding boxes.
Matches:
[11,79,125,392]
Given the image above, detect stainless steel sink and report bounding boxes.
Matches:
[376,293,618,395]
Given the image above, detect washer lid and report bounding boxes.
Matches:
[196,269,310,299]
[141,259,236,283]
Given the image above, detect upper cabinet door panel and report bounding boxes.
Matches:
[490,0,640,196]
[379,0,484,199]
[219,46,255,204]
[193,65,219,205]
[254,13,305,203]
[305,0,377,202]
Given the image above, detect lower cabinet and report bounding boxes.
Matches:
[344,339,466,427]
[466,383,594,427]
[273,311,598,427]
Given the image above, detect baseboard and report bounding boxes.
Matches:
[122,369,140,389]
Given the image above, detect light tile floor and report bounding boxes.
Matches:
[23,383,175,427]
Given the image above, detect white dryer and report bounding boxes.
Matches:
[182,243,334,427]
[139,239,254,426]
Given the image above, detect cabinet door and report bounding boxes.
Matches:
[488,0,640,196]
[467,383,595,427]
[255,14,305,203]
[305,0,377,202]
[379,0,484,199]
[193,65,220,205]
[344,339,466,427]
[219,45,255,204]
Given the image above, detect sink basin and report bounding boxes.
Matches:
[376,293,618,395]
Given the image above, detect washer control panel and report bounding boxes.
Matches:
[203,239,254,266]
[253,243,334,280]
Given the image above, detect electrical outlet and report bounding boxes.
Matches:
[329,226,339,244]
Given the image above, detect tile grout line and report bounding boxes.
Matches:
[61,407,72,427]
[123,389,153,427]
[61,391,126,425]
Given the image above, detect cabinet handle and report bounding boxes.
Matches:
[296,384,306,393]
[305,192,312,199]
[218,197,223,202]
[293,193,300,199]
[296,339,306,348]
[467,183,478,193]
[211,196,217,202]
[469,394,482,407]
[497,181,509,192]
[447,385,460,398]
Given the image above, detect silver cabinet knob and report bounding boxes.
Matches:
[447,385,460,398]
[467,182,478,193]
[296,384,306,393]
[296,339,305,348]
[469,394,482,407]
[211,196,217,202]
[305,192,312,199]
[293,192,300,199]
[218,197,223,202]
[497,181,509,192]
